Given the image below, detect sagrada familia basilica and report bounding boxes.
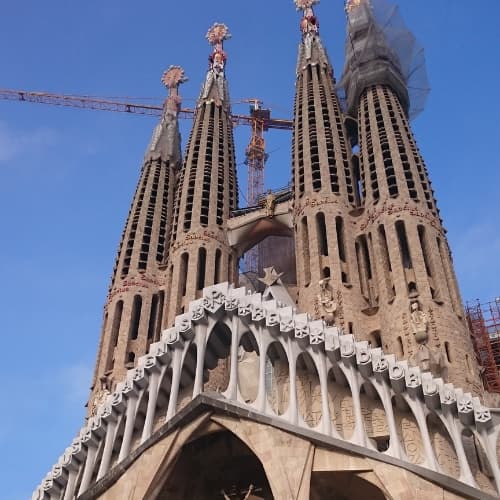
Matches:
[33,0,500,499]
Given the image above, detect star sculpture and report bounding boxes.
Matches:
[258,267,284,287]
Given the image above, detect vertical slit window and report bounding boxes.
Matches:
[197,247,207,290]
[214,249,222,284]
[301,216,311,286]
[378,224,395,299]
[180,253,189,297]
[129,295,142,340]
[395,221,413,269]
[316,212,328,257]
[155,291,165,341]
[111,300,123,348]
[147,294,159,340]
[336,216,349,284]
[417,225,433,277]
[437,238,460,314]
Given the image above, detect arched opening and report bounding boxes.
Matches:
[393,395,425,465]
[444,341,452,363]
[177,343,198,412]
[369,330,382,348]
[266,342,290,415]
[296,352,321,428]
[310,471,386,500]
[361,382,389,452]
[238,332,260,404]
[204,322,232,393]
[156,431,273,499]
[427,413,460,477]
[461,429,495,493]
[196,247,207,291]
[129,295,142,340]
[327,367,354,440]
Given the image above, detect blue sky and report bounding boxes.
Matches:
[0,1,499,498]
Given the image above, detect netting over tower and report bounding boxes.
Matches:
[340,0,430,120]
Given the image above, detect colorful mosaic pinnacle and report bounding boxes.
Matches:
[206,23,231,46]
[294,0,319,11]
[161,66,188,91]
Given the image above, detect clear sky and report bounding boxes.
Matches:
[0,1,499,498]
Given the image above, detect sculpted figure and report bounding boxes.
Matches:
[90,376,110,417]
[410,301,428,344]
[264,192,276,217]
[317,278,337,325]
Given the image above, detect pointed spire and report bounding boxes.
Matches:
[200,23,231,108]
[294,0,330,70]
[146,65,187,164]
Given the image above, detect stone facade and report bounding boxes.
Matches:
[35,1,498,499]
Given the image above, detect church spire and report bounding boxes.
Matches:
[146,65,187,165]
[88,67,185,406]
[294,0,330,70]
[200,23,231,108]
[166,23,238,325]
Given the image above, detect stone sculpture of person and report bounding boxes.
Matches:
[409,301,428,344]
[264,192,276,217]
[90,376,110,417]
[318,278,337,325]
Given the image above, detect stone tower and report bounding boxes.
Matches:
[88,67,186,410]
[341,0,481,391]
[292,0,362,335]
[166,23,238,326]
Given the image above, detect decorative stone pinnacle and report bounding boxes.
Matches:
[161,66,188,91]
[294,0,319,11]
[206,23,231,46]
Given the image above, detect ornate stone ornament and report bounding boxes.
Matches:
[410,300,429,344]
[161,65,188,90]
[316,278,337,326]
[258,266,284,287]
[294,0,319,11]
[203,288,225,313]
[205,23,231,45]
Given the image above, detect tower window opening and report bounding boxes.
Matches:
[418,225,433,277]
[127,352,135,365]
[180,252,189,297]
[336,216,347,263]
[397,336,404,357]
[197,247,207,290]
[301,216,311,287]
[316,212,328,257]
[445,342,452,363]
[214,248,222,284]
[156,291,165,341]
[129,295,142,340]
[111,300,123,348]
[395,220,413,269]
[147,294,159,340]
[322,266,331,279]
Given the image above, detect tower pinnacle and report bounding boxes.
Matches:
[161,65,188,114]
[146,65,187,163]
[201,23,231,107]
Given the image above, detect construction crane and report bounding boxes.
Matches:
[0,87,292,273]
[241,98,269,273]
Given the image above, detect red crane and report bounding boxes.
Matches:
[0,87,293,273]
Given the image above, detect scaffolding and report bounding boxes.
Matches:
[466,298,500,393]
